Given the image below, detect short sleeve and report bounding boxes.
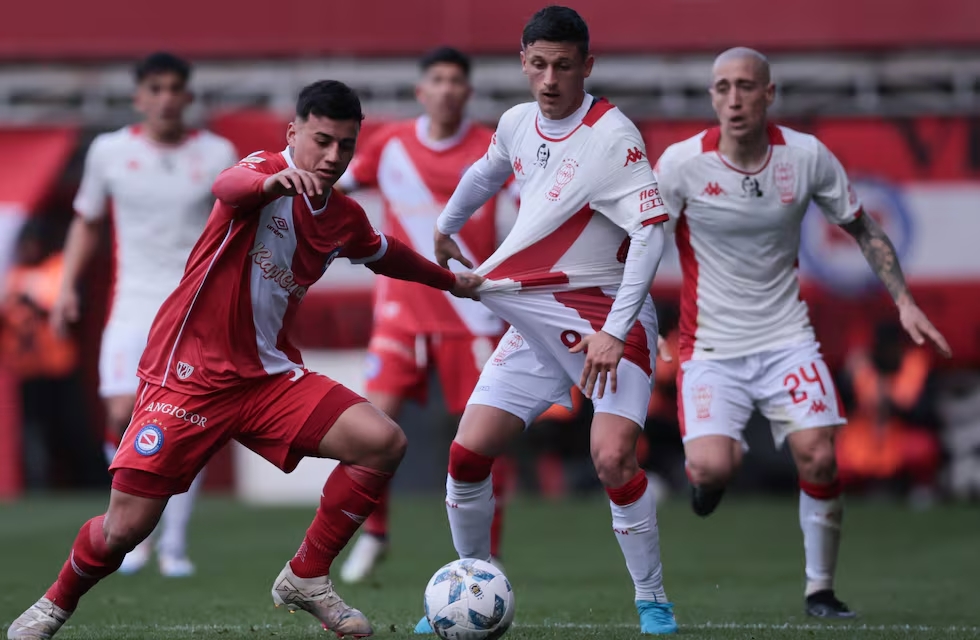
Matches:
[590,125,669,235]
[342,200,389,264]
[73,136,112,221]
[652,144,687,218]
[812,140,862,225]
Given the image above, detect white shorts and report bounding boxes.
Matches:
[98,319,151,398]
[679,341,846,449]
[468,288,659,428]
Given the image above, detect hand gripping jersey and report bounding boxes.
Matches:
[343,118,503,336]
[474,98,669,293]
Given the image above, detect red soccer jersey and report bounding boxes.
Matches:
[344,118,504,336]
[138,148,387,394]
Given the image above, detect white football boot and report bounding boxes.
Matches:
[272,563,373,638]
[158,555,195,578]
[339,533,388,584]
[7,598,71,639]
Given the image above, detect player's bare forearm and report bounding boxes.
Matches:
[842,214,910,305]
[61,216,102,291]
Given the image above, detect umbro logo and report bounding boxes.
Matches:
[702,182,725,196]
[623,146,645,166]
[273,217,288,231]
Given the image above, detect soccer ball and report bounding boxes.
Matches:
[423,558,515,640]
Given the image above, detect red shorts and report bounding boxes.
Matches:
[364,325,498,415]
[110,370,365,498]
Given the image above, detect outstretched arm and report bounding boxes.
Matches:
[842,213,951,357]
[363,236,483,300]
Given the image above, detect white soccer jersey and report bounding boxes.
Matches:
[73,126,238,326]
[475,97,669,292]
[654,123,863,361]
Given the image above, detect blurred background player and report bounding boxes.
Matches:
[653,47,952,618]
[417,6,678,634]
[336,47,516,583]
[50,52,238,577]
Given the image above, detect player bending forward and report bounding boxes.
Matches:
[7,80,482,640]
[415,6,677,635]
[653,47,951,618]
[53,52,238,577]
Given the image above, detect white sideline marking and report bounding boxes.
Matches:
[12,621,979,634]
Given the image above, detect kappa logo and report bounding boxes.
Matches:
[809,399,829,415]
[134,421,164,457]
[702,182,725,196]
[623,146,646,166]
[176,361,194,380]
[513,157,525,175]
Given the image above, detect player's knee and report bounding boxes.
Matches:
[686,454,736,488]
[591,440,637,488]
[793,433,838,483]
[370,423,407,470]
[102,510,154,553]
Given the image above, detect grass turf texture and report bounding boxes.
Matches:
[1,495,977,639]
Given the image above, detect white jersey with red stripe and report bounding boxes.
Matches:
[73,125,238,326]
[340,117,504,336]
[138,149,387,394]
[654,124,863,361]
[475,96,669,293]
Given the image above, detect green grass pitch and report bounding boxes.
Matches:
[1,495,978,639]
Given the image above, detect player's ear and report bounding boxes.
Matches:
[765,82,776,107]
[583,54,595,79]
[520,50,528,75]
[286,121,298,148]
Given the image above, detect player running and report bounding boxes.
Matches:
[653,47,952,619]
[8,79,482,640]
[414,6,677,635]
[52,52,238,577]
[336,47,516,584]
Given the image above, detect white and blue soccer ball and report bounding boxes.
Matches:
[423,558,515,640]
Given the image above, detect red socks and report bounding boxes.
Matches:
[800,478,842,500]
[290,465,393,579]
[44,516,125,612]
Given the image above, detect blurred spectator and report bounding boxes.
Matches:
[836,321,941,507]
[0,218,106,490]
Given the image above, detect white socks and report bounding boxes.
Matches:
[445,475,494,561]
[610,481,668,603]
[158,472,204,559]
[799,490,842,596]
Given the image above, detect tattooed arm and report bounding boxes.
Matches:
[841,213,952,357]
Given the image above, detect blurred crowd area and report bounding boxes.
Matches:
[1,0,979,506]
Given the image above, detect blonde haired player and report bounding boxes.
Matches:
[654,47,951,618]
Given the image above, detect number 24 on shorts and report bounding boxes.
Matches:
[783,362,826,404]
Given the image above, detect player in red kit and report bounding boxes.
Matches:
[7,80,482,640]
[337,47,516,583]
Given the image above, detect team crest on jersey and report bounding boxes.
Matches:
[546,159,578,201]
[176,361,194,380]
[774,162,796,204]
[134,420,164,457]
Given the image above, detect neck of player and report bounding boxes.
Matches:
[719,124,770,172]
[427,116,463,141]
[145,121,187,145]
